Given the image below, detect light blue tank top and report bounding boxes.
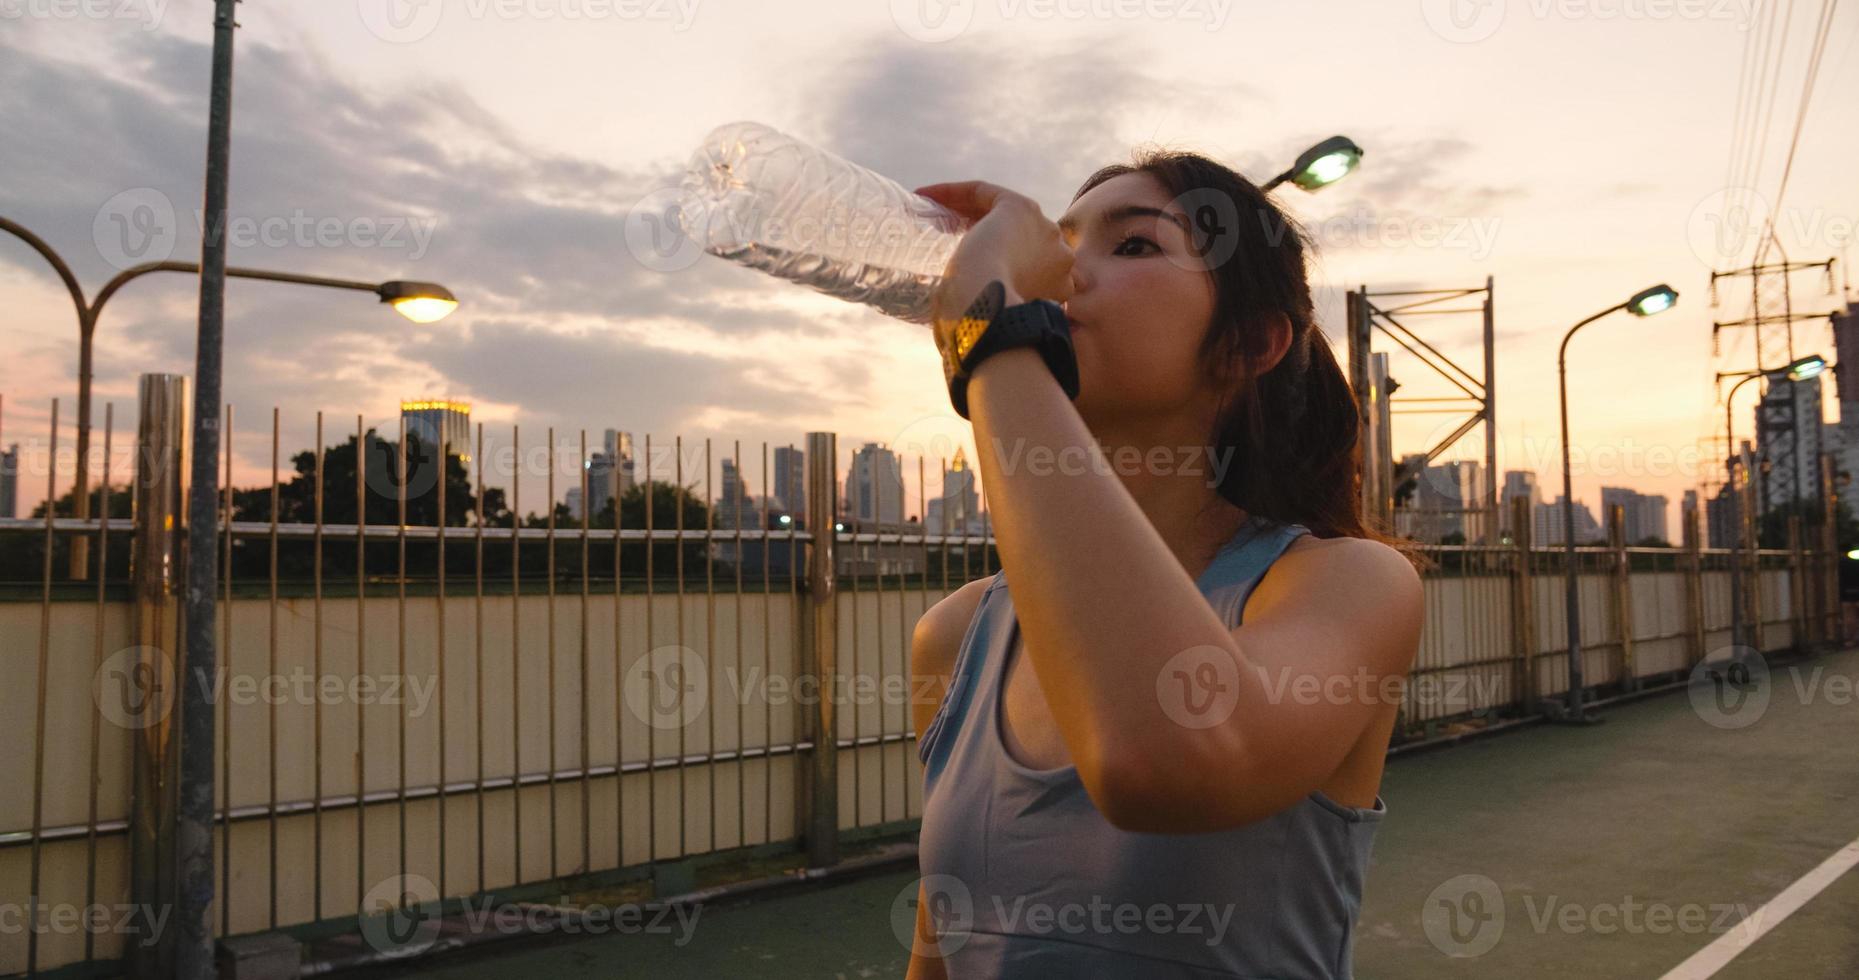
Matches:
[916,514,1386,978]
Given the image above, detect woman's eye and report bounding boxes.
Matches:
[1112,235,1158,256]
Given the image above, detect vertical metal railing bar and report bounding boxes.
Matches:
[733,438,746,851]
[578,431,591,876]
[732,440,747,847]
[84,404,112,962]
[878,461,893,825]
[674,435,687,860]
[28,398,59,976]
[438,431,450,901]
[761,443,774,847]
[643,433,656,869]
[268,408,281,929]
[850,496,863,828]
[474,424,487,894]
[545,427,559,882]
[980,485,990,579]
[612,432,625,872]
[312,413,326,920]
[220,405,234,938]
[397,416,410,886]
[509,424,522,887]
[354,414,367,911]
[918,455,930,780]
[704,437,716,854]
[939,457,950,597]
[784,444,798,850]
[961,466,971,584]
[890,457,912,821]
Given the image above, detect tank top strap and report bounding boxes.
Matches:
[916,570,1009,792]
[1196,515,1311,628]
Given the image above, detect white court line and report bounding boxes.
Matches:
[1657,834,1859,980]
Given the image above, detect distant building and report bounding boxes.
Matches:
[1681,489,1699,543]
[0,443,16,519]
[1402,459,1486,542]
[1756,374,1824,511]
[1707,439,1756,548]
[565,485,585,520]
[400,399,471,460]
[715,456,758,529]
[1829,301,1859,492]
[1500,469,1539,536]
[1599,486,1670,544]
[1535,495,1602,545]
[938,447,980,530]
[773,445,805,519]
[845,442,904,528]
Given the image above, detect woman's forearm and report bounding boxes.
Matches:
[963,348,1252,791]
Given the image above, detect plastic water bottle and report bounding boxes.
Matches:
[676,121,964,324]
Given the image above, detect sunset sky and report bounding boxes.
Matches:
[3,0,1856,536]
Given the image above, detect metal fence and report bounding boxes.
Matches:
[0,385,1840,977]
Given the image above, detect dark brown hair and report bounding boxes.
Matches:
[1073,149,1422,566]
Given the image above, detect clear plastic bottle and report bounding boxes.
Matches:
[676,121,963,324]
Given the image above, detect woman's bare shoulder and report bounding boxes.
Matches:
[911,575,996,681]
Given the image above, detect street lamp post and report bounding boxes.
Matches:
[1557,284,1679,724]
[1261,135,1366,192]
[1717,354,1827,654]
[0,217,457,577]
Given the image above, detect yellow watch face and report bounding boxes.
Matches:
[952,314,990,363]
[950,280,1005,366]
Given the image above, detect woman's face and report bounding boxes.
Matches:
[1057,171,1223,432]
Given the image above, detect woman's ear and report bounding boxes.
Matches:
[1257,313,1294,374]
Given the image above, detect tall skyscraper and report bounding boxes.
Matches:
[0,442,17,519]
[845,442,904,527]
[1756,375,1824,511]
[1535,494,1602,545]
[774,445,805,519]
[934,447,980,532]
[715,456,757,529]
[603,430,636,497]
[1500,469,1539,536]
[1600,487,1671,544]
[400,399,472,461]
[1407,459,1485,542]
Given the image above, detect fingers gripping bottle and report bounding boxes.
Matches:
[675,121,964,324]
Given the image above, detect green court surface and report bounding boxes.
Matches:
[348,647,1859,979]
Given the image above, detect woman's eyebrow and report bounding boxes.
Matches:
[1057,205,1189,236]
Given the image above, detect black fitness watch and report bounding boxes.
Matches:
[941,279,1081,421]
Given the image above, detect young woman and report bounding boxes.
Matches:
[904,152,1427,979]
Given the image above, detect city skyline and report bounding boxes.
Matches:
[3,1,1857,525]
